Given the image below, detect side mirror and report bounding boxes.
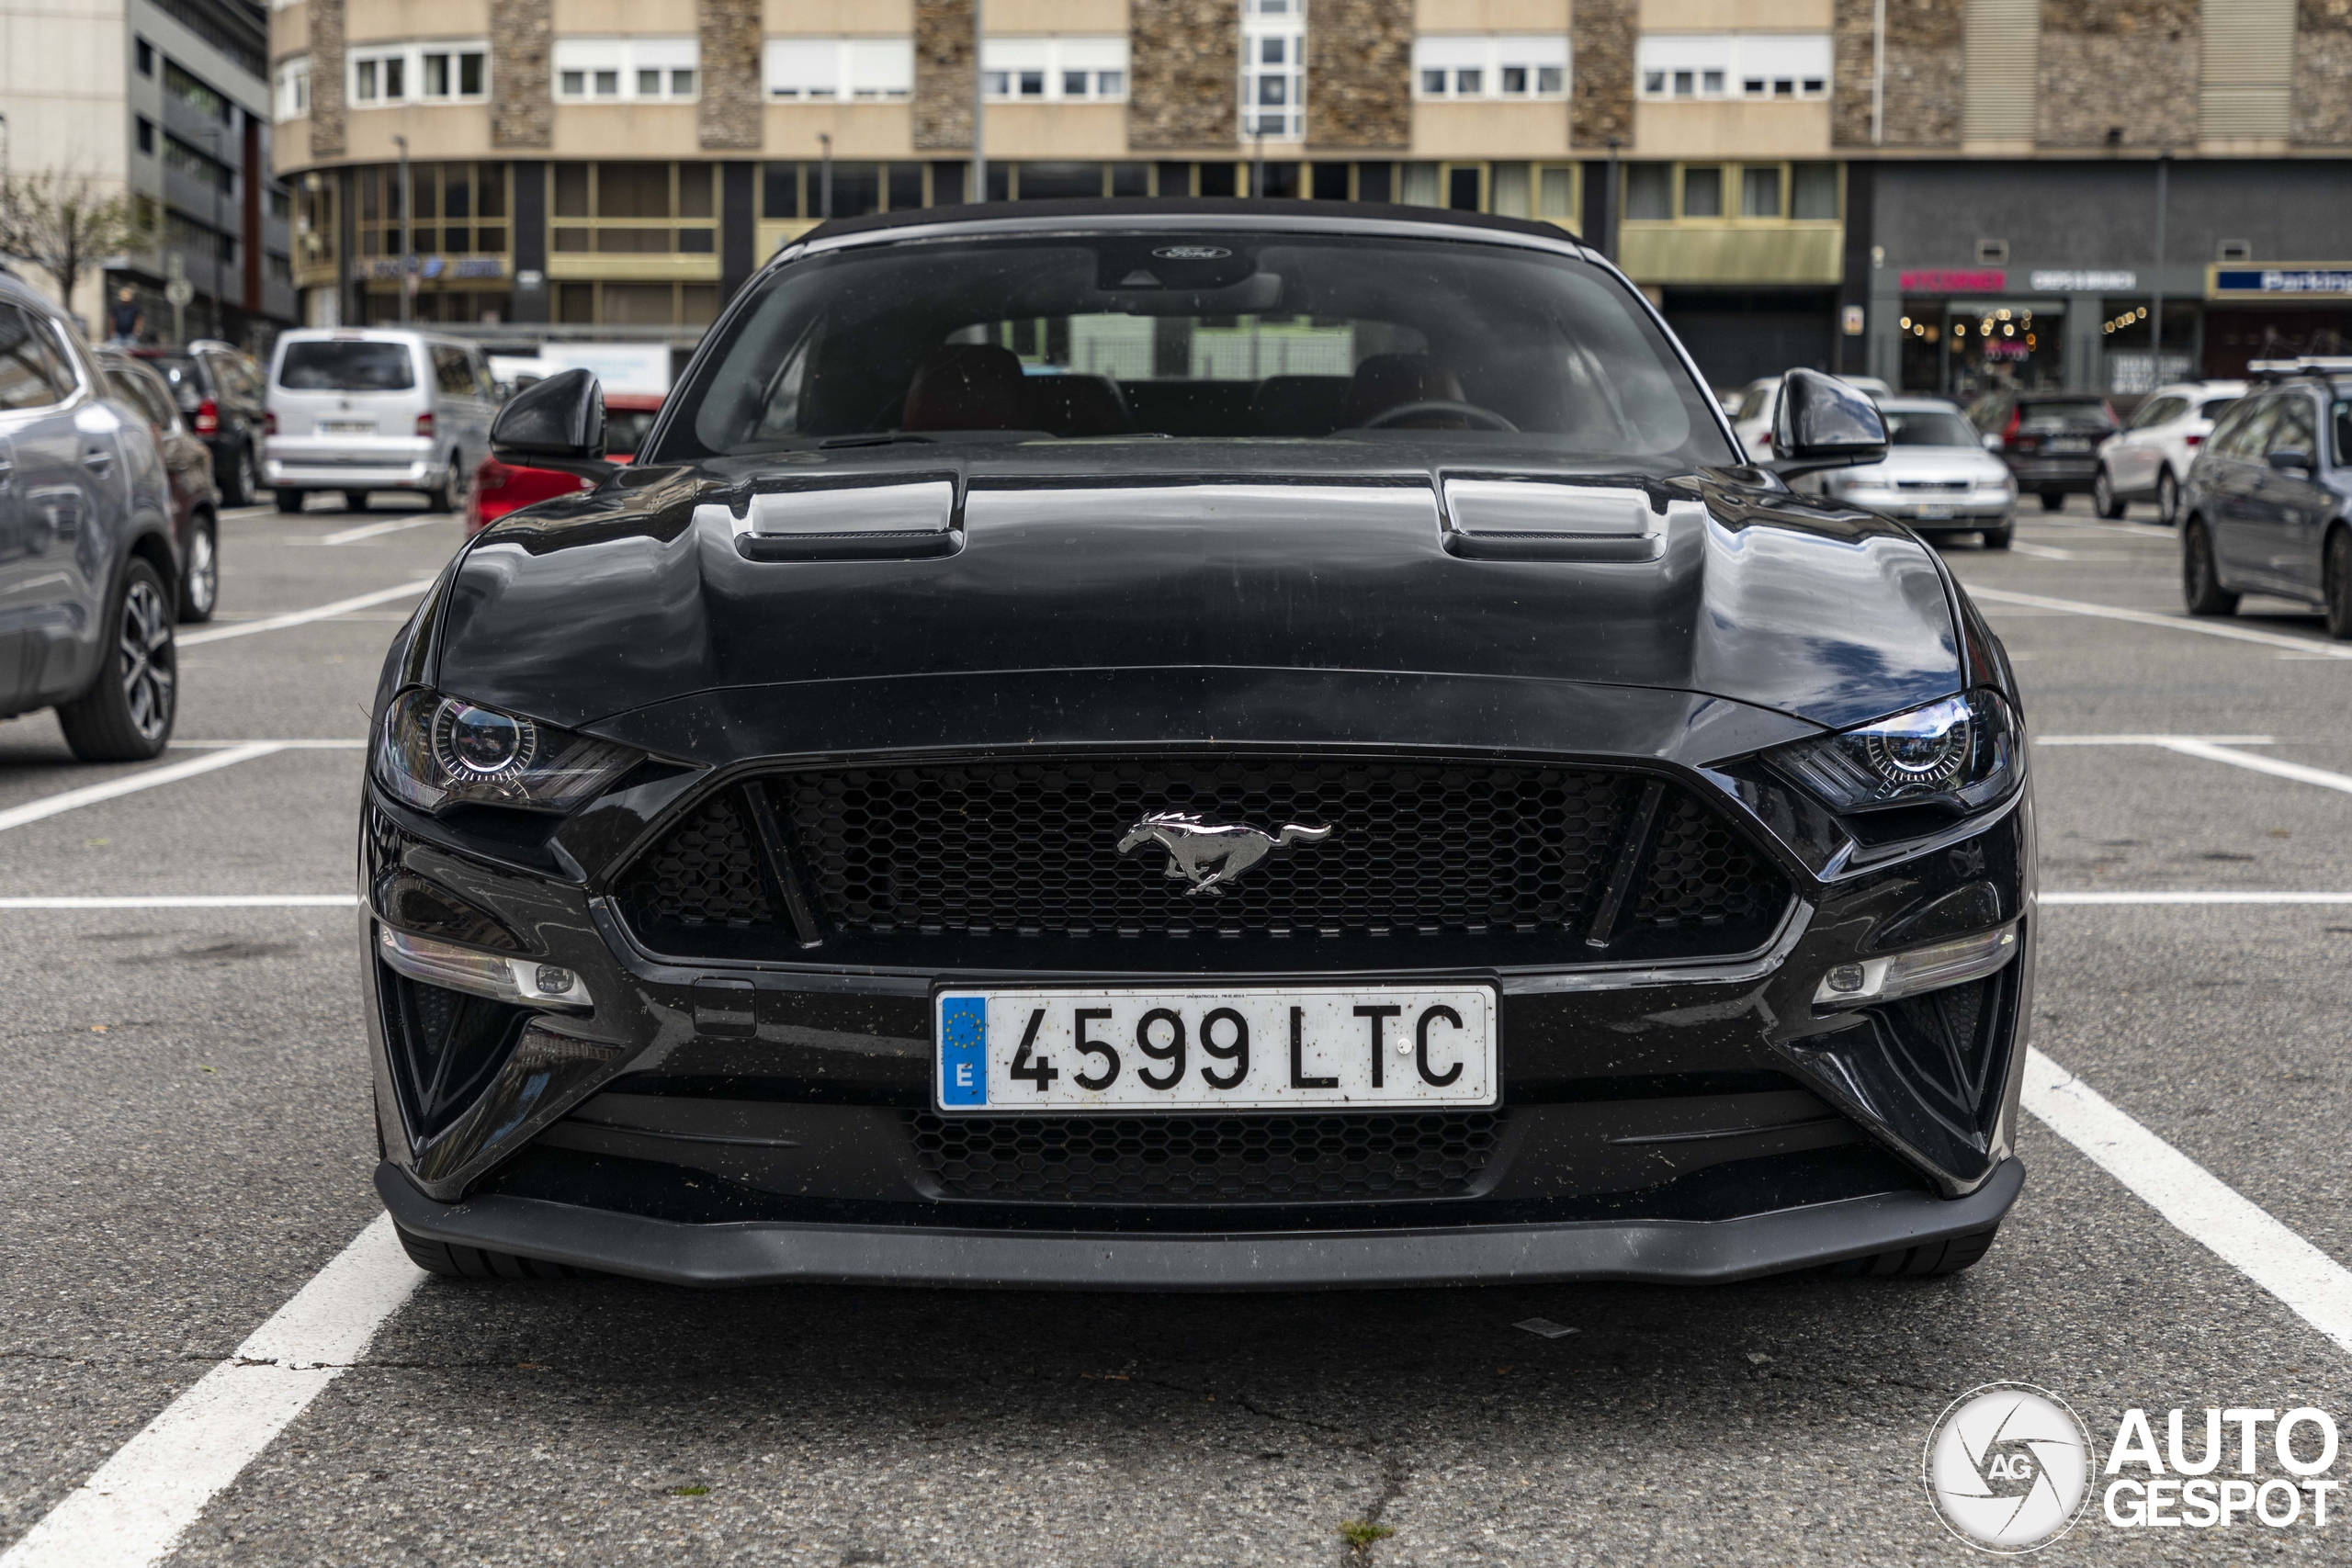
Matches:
[490,367,612,479]
[2267,448,2312,476]
[1767,368,1889,478]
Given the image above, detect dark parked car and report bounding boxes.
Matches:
[464,391,662,536]
[0,271,181,759]
[2178,365,2352,638]
[134,340,268,507]
[366,202,2034,1291]
[96,349,220,622]
[1967,390,2120,510]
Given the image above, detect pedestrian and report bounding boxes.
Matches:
[107,287,142,346]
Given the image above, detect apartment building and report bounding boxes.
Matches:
[1,0,296,344]
[266,0,2352,393]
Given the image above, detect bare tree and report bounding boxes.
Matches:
[0,170,154,330]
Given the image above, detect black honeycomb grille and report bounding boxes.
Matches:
[790,757,1627,938]
[1632,792,1783,931]
[909,1110,1506,1203]
[613,753,1791,962]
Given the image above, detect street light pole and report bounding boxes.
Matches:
[819,132,832,219]
[969,0,985,203]
[1604,137,1622,263]
[393,132,411,324]
[2150,152,2170,387]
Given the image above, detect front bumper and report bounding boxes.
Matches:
[266,457,446,491]
[378,1155,2024,1289]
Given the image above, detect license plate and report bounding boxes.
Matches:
[1915,507,1956,521]
[320,421,375,435]
[934,985,1498,1112]
[2047,437,2090,453]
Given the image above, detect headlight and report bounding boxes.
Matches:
[375,689,640,813]
[1765,690,2020,814]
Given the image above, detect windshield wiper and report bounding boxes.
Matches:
[818,433,937,449]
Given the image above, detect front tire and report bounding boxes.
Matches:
[275,488,304,513]
[2092,467,2124,519]
[1825,1227,1998,1279]
[56,558,176,761]
[178,512,219,624]
[2039,491,2065,513]
[2325,527,2352,641]
[2156,468,2181,526]
[395,1222,580,1280]
[2183,518,2240,616]
[1982,521,2015,550]
[220,442,255,507]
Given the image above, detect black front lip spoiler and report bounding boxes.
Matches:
[376,1157,2025,1291]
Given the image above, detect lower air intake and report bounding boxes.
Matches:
[908,1110,1508,1204]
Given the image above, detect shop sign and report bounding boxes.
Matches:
[2211,265,2352,299]
[2029,270,2135,291]
[363,255,509,283]
[1899,269,2007,293]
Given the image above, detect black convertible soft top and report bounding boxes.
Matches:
[799,196,1589,250]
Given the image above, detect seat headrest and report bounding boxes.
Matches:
[902,344,1035,432]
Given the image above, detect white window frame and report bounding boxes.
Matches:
[555,38,700,103]
[1241,0,1305,141]
[763,38,913,100]
[1412,35,1568,101]
[980,37,1127,102]
[348,41,488,107]
[1638,34,1828,102]
[275,56,311,121]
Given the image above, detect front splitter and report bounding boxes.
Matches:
[376,1157,2025,1292]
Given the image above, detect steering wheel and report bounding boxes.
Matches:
[1358,400,1520,433]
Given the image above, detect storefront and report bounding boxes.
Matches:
[1893,270,2072,400]
[2200,266,2352,378]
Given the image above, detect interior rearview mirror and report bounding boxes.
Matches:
[1767,369,1890,478]
[490,367,612,479]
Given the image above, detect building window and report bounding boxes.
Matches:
[555,39,699,102]
[1639,35,1828,101]
[354,163,510,263]
[1413,37,1568,100]
[164,132,233,193]
[164,60,232,121]
[136,117,155,155]
[276,57,311,121]
[548,162,716,255]
[764,38,914,99]
[351,44,488,106]
[1620,162,1839,224]
[1241,0,1304,140]
[136,38,153,75]
[979,38,1128,101]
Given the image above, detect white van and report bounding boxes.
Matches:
[265,329,497,513]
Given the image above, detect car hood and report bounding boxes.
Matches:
[429,447,1962,753]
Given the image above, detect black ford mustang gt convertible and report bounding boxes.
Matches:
[366,200,2034,1288]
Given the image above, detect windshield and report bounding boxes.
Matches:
[1884,410,1979,447]
[661,231,1732,468]
[146,355,206,411]
[279,341,416,392]
[2199,397,2240,421]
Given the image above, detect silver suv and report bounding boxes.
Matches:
[0,268,182,759]
[265,328,496,513]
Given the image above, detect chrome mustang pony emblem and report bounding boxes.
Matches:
[1117,812,1332,897]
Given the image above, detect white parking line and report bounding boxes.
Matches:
[0,895,356,908]
[319,515,447,546]
[2025,1048,2352,1358]
[2024,515,2179,541]
[0,744,284,833]
[2005,541,2076,560]
[1967,586,2352,660]
[2037,734,2276,746]
[2043,891,2352,905]
[167,739,368,750]
[0,1216,421,1568]
[2030,733,2352,796]
[178,580,435,648]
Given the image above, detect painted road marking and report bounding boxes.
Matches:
[0,896,357,908]
[2033,734,2352,796]
[2006,541,2076,560]
[2042,891,2352,905]
[2025,1047,2352,1359]
[0,744,284,833]
[319,515,449,546]
[167,739,368,750]
[0,1217,421,1568]
[1967,587,2352,660]
[178,580,435,647]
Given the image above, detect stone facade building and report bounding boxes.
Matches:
[259,0,2352,391]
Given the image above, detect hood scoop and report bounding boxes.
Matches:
[698,479,961,561]
[1440,479,1685,562]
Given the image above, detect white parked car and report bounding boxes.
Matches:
[1730,372,1891,461]
[265,328,498,513]
[1797,397,2018,549]
[2092,380,2245,525]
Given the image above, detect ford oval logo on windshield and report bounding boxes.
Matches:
[1152,245,1232,260]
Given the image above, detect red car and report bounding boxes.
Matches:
[465,391,663,535]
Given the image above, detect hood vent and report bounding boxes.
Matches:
[700,479,960,561]
[1440,479,1687,563]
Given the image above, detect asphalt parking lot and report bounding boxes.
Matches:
[5,492,2352,1565]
